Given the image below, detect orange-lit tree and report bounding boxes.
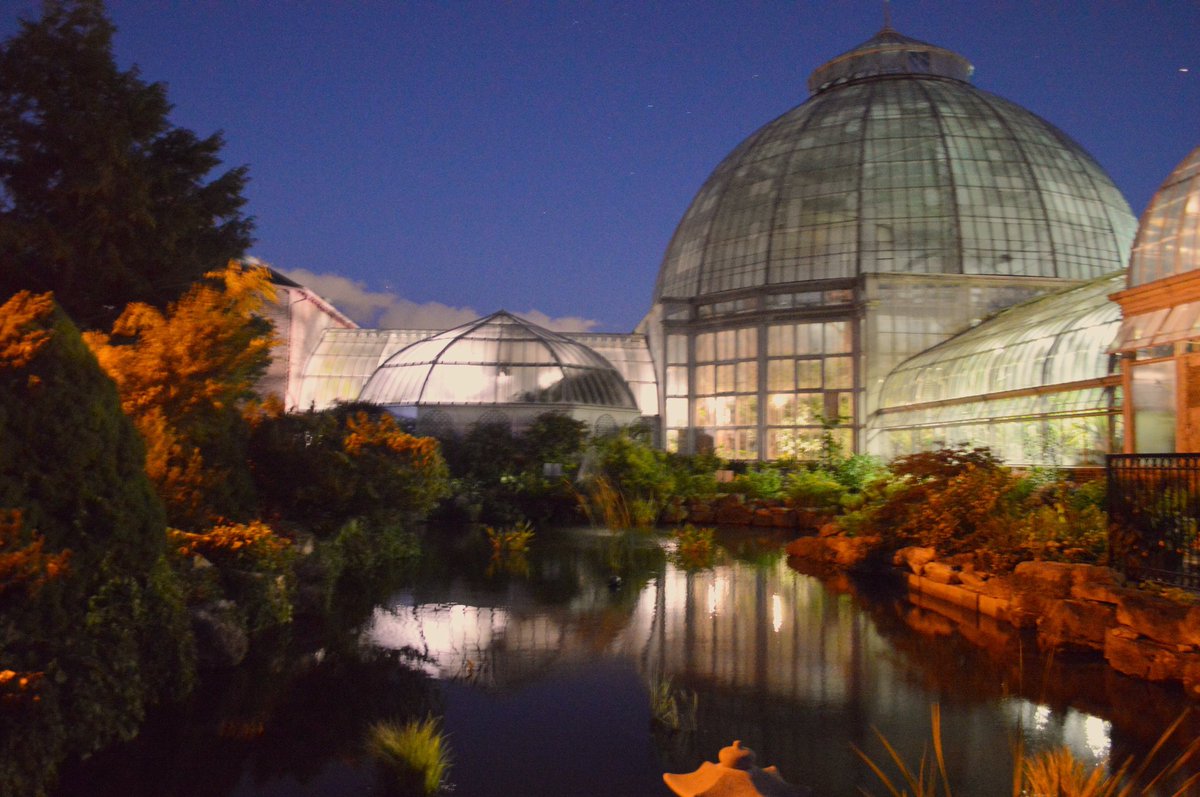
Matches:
[85,261,276,528]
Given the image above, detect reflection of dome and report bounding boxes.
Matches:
[1128,146,1200,287]
[654,27,1135,303]
[358,311,638,431]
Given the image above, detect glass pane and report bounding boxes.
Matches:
[796,360,822,388]
[716,364,736,393]
[736,361,758,392]
[825,356,854,389]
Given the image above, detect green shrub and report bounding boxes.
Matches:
[786,469,846,508]
[728,465,785,499]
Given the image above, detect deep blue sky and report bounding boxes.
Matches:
[3,1,1198,332]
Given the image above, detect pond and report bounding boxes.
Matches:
[56,526,1198,796]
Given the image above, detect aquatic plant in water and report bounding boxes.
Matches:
[648,672,698,733]
[367,715,452,795]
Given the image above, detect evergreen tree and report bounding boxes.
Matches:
[0,0,253,328]
[0,290,194,794]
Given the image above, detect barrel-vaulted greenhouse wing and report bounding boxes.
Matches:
[874,273,1124,466]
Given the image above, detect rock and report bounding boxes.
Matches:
[768,507,798,528]
[1180,653,1200,698]
[1185,606,1200,648]
[1069,566,1125,605]
[893,546,937,575]
[1037,599,1114,652]
[1104,627,1184,682]
[688,502,714,524]
[785,536,827,561]
[827,536,880,568]
[958,570,990,591]
[715,494,753,525]
[1012,561,1077,598]
[923,561,959,585]
[817,521,841,538]
[1116,591,1193,647]
[191,600,248,668]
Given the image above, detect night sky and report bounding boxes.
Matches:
[3,1,1198,332]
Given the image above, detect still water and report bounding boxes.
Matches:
[58,526,1197,796]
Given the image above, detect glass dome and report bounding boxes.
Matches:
[1128,145,1200,287]
[358,311,638,409]
[654,26,1135,303]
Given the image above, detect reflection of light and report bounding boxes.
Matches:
[366,603,510,677]
[705,573,730,617]
[772,593,783,633]
[1082,715,1111,760]
[1034,705,1051,731]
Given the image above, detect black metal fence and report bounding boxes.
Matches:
[1106,453,1200,591]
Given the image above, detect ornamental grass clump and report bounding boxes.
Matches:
[648,672,698,733]
[367,715,452,795]
[857,705,1200,797]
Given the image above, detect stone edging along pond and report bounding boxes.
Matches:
[783,534,1200,699]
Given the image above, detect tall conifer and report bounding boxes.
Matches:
[0,0,253,328]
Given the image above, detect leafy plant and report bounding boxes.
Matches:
[727,465,785,499]
[785,468,846,508]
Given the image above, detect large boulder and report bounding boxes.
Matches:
[1104,627,1186,682]
[1037,599,1114,652]
[1115,591,1194,647]
[893,546,937,575]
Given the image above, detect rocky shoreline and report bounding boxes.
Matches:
[784,533,1200,698]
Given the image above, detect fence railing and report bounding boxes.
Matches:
[1106,453,1200,591]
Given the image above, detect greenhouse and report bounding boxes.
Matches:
[357,311,642,434]
[1111,145,1200,453]
[644,25,1136,460]
[874,274,1124,465]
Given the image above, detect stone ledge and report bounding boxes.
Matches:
[787,535,1200,693]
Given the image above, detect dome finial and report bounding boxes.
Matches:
[882,0,893,31]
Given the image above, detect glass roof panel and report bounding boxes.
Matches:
[1129,146,1200,287]
[879,273,1123,409]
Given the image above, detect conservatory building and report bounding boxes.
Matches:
[263,26,1200,469]
[642,26,1135,461]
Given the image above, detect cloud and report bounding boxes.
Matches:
[277,268,599,333]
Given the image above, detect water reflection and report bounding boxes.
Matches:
[55,526,1199,797]
[365,527,1197,796]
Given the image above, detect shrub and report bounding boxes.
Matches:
[728,465,785,499]
[786,469,846,508]
[0,294,194,794]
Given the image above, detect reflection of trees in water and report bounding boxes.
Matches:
[55,639,439,797]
